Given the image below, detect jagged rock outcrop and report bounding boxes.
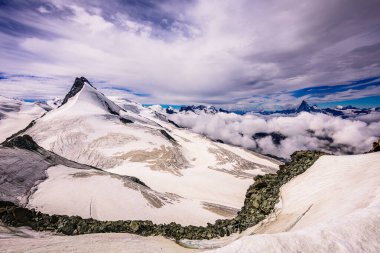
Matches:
[3,135,40,150]
[370,139,380,152]
[61,77,92,106]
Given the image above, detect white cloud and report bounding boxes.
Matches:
[37,6,50,14]
[168,111,380,158]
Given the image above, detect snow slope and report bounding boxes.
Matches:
[28,165,222,225]
[19,78,279,225]
[0,138,222,225]
[0,224,199,253]
[0,96,46,142]
[207,152,380,253]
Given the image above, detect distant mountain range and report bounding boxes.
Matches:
[166,105,228,115]
[164,100,380,119]
[255,100,380,118]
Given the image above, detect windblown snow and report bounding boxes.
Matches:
[19,81,279,225]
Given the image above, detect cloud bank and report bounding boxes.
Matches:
[0,0,379,108]
[168,112,380,158]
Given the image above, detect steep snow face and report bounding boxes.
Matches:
[208,152,380,253]
[0,96,46,142]
[22,80,279,224]
[43,82,122,117]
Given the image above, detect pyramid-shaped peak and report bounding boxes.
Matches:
[300,100,309,107]
[57,76,123,116]
[296,100,311,112]
[61,77,94,106]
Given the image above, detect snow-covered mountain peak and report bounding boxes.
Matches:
[52,77,123,117]
[296,100,312,112]
[61,77,92,106]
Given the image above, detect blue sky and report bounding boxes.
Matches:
[0,0,380,109]
[317,95,380,109]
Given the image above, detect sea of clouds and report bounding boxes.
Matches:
[168,111,380,159]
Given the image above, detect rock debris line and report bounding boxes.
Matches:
[0,146,325,240]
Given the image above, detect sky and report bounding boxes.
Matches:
[0,0,380,110]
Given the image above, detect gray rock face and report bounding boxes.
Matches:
[0,147,50,205]
[0,135,149,205]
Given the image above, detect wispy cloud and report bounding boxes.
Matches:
[102,86,150,97]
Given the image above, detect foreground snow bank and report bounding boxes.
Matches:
[208,152,380,253]
[0,224,199,253]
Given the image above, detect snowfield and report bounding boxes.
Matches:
[19,81,279,224]
[1,152,379,252]
[0,96,46,143]
[27,165,223,225]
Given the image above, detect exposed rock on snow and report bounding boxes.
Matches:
[46,97,62,109]
[61,77,93,106]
